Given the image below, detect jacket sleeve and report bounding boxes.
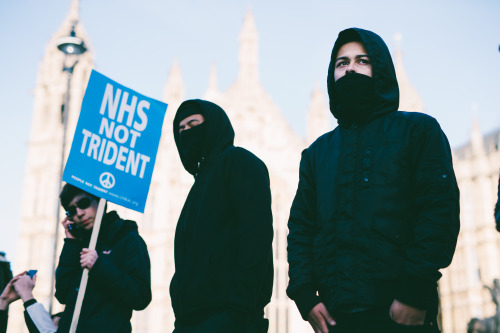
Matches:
[226,148,274,321]
[0,309,7,333]
[89,232,152,310]
[55,238,83,304]
[286,148,321,320]
[24,300,56,333]
[495,174,500,229]
[395,117,460,309]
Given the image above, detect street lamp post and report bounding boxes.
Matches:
[48,21,87,313]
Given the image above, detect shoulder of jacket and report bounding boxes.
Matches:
[389,112,445,144]
[223,147,270,181]
[227,146,254,157]
[305,128,338,155]
[311,128,337,145]
[110,220,140,242]
[385,112,442,135]
[115,230,148,254]
[391,111,439,125]
[228,146,265,165]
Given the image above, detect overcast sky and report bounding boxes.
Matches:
[1,0,499,266]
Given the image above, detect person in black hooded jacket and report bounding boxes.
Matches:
[287,28,460,333]
[170,99,273,333]
[55,183,151,332]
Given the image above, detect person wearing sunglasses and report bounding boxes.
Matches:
[54,183,152,332]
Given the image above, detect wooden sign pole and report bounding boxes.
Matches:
[69,197,107,333]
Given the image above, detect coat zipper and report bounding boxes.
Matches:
[178,155,205,318]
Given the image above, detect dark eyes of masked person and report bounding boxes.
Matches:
[334,41,372,81]
[179,114,205,133]
[335,57,371,68]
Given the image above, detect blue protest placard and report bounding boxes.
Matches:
[63,69,167,213]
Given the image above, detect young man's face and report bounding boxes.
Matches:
[178,114,205,133]
[66,193,98,230]
[333,41,372,81]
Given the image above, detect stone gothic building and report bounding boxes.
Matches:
[11,2,314,331]
[12,1,500,332]
[439,124,500,333]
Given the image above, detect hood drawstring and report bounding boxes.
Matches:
[195,157,205,178]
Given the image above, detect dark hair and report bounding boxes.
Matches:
[331,29,364,62]
[59,183,96,211]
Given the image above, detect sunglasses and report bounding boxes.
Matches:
[66,197,93,218]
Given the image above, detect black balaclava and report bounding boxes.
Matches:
[173,99,235,176]
[179,122,206,167]
[329,30,375,123]
[327,28,399,125]
[176,102,206,168]
[333,72,375,123]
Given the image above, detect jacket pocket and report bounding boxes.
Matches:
[370,217,409,278]
[372,216,410,246]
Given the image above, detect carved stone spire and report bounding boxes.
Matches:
[13,1,93,329]
[33,0,93,139]
[68,0,80,22]
[306,82,331,144]
[238,10,259,83]
[203,62,220,101]
[163,59,185,104]
[394,33,424,113]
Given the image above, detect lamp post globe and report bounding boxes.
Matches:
[57,24,87,55]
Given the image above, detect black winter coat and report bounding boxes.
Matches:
[170,100,274,326]
[287,28,460,320]
[55,211,151,332]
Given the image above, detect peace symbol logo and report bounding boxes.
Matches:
[99,172,115,189]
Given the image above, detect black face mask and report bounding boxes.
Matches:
[332,72,375,124]
[179,122,206,166]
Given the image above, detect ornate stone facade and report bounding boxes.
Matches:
[10,0,94,331]
[154,11,313,333]
[12,5,319,332]
[439,124,500,333]
[15,2,495,333]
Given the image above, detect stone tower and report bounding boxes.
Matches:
[15,3,438,332]
[12,0,94,330]
[156,11,312,332]
[440,117,500,333]
[394,33,424,114]
[306,82,331,145]
[207,11,307,332]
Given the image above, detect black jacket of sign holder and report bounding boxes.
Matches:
[55,211,151,332]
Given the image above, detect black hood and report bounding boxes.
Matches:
[327,28,399,123]
[173,99,235,175]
